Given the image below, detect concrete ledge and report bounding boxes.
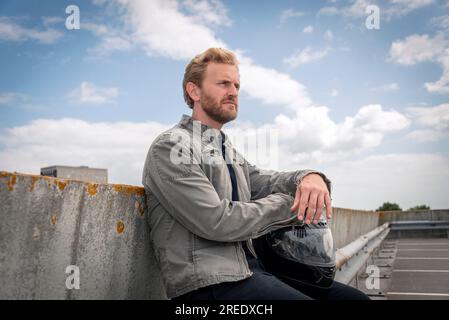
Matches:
[379,209,449,224]
[328,207,379,249]
[0,171,167,299]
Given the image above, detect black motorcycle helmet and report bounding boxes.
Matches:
[251,215,336,289]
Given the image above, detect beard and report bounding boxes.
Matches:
[200,91,238,125]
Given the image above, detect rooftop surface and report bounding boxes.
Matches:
[354,237,449,300]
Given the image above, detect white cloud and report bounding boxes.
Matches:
[227,104,409,168]
[405,129,447,142]
[0,92,26,105]
[430,15,449,30]
[180,0,232,27]
[407,103,449,130]
[0,93,16,104]
[370,82,400,92]
[116,0,226,60]
[303,25,314,34]
[425,52,449,93]
[82,22,110,36]
[41,16,65,27]
[280,8,305,23]
[324,30,334,41]
[0,17,62,44]
[389,33,449,93]
[388,33,446,65]
[283,46,330,68]
[385,0,434,18]
[237,54,312,109]
[318,0,434,20]
[0,118,171,186]
[82,22,133,56]
[349,104,409,132]
[89,35,133,55]
[69,82,120,105]
[317,6,339,16]
[405,103,449,142]
[325,153,449,210]
[344,0,374,18]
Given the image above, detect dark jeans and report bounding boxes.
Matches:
[172,254,370,300]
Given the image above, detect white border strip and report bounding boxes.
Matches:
[396,257,449,260]
[387,292,449,297]
[393,269,449,273]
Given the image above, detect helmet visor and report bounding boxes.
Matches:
[267,223,335,267]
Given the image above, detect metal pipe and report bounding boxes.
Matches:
[334,228,390,285]
[335,222,390,269]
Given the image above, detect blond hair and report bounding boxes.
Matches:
[183,48,239,109]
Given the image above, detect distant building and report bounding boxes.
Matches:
[40,165,108,183]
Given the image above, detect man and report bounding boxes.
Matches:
[142,48,369,300]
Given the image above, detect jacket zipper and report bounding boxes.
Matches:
[252,215,298,238]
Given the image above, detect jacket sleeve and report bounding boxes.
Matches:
[246,159,332,200]
[142,136,298,242]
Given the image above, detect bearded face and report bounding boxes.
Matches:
[200,89,238,124]
[197,63,240,125]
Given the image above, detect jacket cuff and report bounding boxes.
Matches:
[293,170,332,197]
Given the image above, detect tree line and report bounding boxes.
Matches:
[375,202,430,211]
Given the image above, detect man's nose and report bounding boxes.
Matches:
[227,84,238,96]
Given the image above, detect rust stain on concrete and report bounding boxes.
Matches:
[50,215,57,226]
[57,181,67,191]
[7,174,17,191]
[113,184,145,197]
[2,171,146,198]
[116,220,125,234]
[135,201,145,216]
[87,183,98,196]
[29,176,40,192]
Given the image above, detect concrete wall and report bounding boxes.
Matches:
[379,209,449,225]
[0,171,165,299]
[379,209,449,239]
[328,207,379,250]
[0,171,380,299]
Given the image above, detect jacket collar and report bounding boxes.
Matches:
[178,114,231,144]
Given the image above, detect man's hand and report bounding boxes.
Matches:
[290,173,332,224]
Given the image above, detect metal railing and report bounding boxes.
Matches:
[334,223,390,284]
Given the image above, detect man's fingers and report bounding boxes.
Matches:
[325,193,332,219]
[290,188,301,212]
[314,193,325,224]
[297,190,310,221]
[305,192,318,224]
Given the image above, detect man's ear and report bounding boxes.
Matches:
[186,82,200,103]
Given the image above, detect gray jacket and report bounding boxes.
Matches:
[142,114,331,298]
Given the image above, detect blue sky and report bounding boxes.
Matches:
[1,0,449,210]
